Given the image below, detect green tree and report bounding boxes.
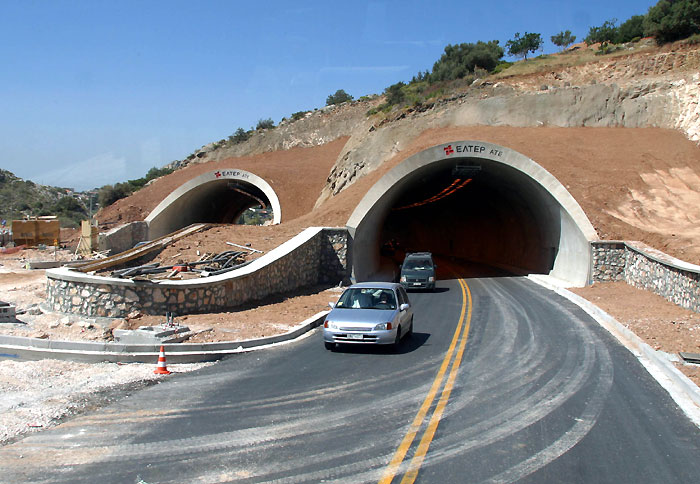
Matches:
[617,15,646,43]
[430,40,504,82]
[585,19,619,45]
[506,32,543,60]
[551,30,577,50]
[326,89,353,105]
[255,118,275,130]
[384,82,407,106]
[644,0,700,44]
[98,183,131,208]
[228,127,250,144]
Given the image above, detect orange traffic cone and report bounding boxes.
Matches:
[154,345,171,375]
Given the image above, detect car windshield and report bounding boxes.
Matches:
[404,259,432,270]
[336,288,397,310]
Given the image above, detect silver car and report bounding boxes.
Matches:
[323,282,413,350]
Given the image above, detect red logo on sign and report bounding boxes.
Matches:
[444,145,454,156]
[214,171,222,178]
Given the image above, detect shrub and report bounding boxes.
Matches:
[256,118,275,130]
[492,60,513,74]
[585,19,619,45]
[685,33,700,44]
[384,82,407,106]
[228,127,250,144]
[429,40,504,82]
[617,15,645,43]
[98,183,131,208]
[326,89,353,105]
[291,110,310,121]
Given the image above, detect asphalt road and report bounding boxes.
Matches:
[1,276,699,483]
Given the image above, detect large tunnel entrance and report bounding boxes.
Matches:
[347,141,597,286]
[146,169,282,239]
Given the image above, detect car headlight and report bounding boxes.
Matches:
[374,322,393,331]
[400,275,406,283]
[428,276,435,282]
[324,320,339,330]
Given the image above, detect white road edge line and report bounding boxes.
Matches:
[528,274,700,428]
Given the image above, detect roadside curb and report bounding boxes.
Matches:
[0,311,329,364]
[529,274,700,427]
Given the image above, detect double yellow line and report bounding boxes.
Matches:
[379,277,473,484]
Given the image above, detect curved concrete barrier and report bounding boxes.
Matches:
[0,312,328,363]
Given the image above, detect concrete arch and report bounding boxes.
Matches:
[146,169,281,239]
[347,141,597,286]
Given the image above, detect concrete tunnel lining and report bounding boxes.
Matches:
[145,169,282,239]
[347,141,597,286]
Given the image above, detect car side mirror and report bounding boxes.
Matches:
[400,303,410,311]
[328,302,336,309]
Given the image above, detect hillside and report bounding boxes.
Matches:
[94,40,700,265]
[0,170,89,229]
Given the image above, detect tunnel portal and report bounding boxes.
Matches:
[146,169,281,239]
[347,141,596,286]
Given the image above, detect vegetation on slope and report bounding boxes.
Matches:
[0,169,89,229]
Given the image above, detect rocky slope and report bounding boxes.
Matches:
[175,42,700,196]
[99,41,700,263]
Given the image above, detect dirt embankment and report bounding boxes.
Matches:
[96,137,349,228]
[37,40,700,387]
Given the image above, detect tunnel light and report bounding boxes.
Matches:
[393,178,472,210]
[453,164,481,178]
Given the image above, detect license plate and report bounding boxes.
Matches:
[348,333,363,340]
[412,282,422,286]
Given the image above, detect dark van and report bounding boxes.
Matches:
[400,252,436,291]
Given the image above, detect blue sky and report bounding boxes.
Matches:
[0,0,657,191]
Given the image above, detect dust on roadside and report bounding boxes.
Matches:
[572,281,700,387]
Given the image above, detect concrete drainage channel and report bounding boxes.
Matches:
[0,312,328,364]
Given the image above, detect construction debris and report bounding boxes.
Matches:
[0,301,17,323]
[226,241,263,253]
[109,249,251,280]
[680,352,700,364]
[72,223,209,273]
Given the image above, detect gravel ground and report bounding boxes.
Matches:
[0,359,212,445]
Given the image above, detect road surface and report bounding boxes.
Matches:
[1,276,698,483]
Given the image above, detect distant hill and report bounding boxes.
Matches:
[0,169,90,228]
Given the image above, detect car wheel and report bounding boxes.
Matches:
[324,341,335,351]
[392,328,402,351]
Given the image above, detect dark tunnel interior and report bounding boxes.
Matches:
[190,182,273,225]
[375,158,561,280]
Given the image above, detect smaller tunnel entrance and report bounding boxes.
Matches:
[146,170,281,239]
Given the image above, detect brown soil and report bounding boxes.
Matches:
[3,43,699,389]
[572,282,700,387]
[96,137,348,229]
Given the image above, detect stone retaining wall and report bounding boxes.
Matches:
[591,241,700,312]
[47,227,350,318]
